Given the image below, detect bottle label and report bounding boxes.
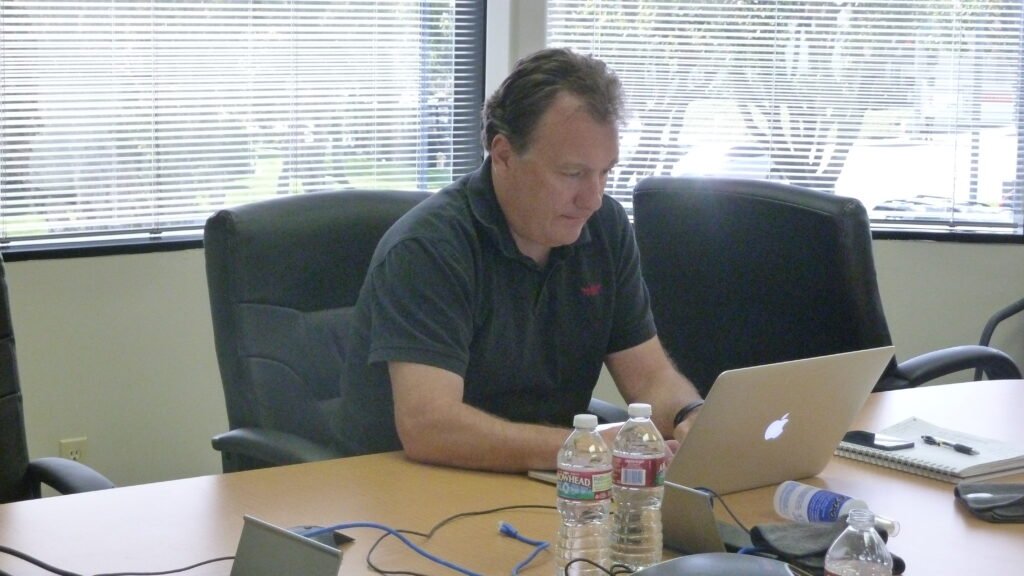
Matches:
[807,490,853,522]
[612,455,666,487]
[557,468,613,500]
[775,481,863,523]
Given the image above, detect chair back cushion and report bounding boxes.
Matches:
[633,177,894,397]
[0,255,32,503]
[204,190,430,447]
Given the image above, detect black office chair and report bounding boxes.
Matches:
[1,255,115,504]
[204,190,432,472]
[632,176,1022,397]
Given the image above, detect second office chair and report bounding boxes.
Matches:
[632,176,1021,397]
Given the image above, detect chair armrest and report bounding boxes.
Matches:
[28,457,115,496]
[588,397,628,424]
[979,297,1024,347]
[211,427,343,466]
[976,298,1024,380]
[884,345,1022,391]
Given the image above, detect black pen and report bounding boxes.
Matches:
[921,435,979,455]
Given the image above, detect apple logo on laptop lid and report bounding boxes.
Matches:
[764,413,789,440]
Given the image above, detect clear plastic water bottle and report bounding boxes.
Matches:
[774,481,901,536]
[824,508,894,576]
[610,403,665,570]
[556,413,613,576]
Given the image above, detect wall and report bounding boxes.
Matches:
[8,250,226,486]
[873,241,1024,366]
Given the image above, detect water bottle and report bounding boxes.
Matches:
[610,403,666,570]
[556,413,613,576]
[824,508,894,576]
[774,481,901,536]
[774,480,868,522]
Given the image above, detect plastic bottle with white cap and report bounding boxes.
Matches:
[555,413,613,575]
[773,481,900,536]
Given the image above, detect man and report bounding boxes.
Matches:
[338,48,703,471]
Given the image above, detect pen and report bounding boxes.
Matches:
[921,435,979,455]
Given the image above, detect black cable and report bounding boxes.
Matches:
[564,558,636,576]
[697,490,829,576]
[2,505,557,576]
[365,530,431,576]
[423,504,556,539]
[564,558,610,575]
[699,487,751,534]
[92,556,235,576]
[0,544,232,576]
[365,504,557,576]
[0,545,81,576]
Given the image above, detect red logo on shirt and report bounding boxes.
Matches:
[581,283,603,297]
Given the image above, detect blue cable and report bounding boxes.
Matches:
[299,522,484,576]
[300,521,550,576]
[498,522,550,575]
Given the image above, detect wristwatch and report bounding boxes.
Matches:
[673,400,705,428]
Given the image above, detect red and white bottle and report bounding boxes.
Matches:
[610,403,665,570]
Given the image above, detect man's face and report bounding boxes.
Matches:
[491,92,619,262]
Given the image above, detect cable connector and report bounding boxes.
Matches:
[496,522,549,576]
[498,521,519,538]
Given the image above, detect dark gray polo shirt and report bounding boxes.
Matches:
[336,159,656,456]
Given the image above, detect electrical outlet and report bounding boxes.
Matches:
[59,437,88,462]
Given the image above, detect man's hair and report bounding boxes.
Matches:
[482,48,623,153]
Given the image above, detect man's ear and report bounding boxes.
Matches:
[489,134,514,171]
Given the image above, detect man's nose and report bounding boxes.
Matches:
[577,175,605,210]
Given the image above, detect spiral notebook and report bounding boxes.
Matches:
[835,417,1024,483]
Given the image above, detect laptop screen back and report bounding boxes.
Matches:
[665,346,894,496]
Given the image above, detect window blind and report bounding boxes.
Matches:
[548,0,1023,235]
[0,0,484,249]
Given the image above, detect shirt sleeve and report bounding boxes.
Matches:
[365,236,475,377]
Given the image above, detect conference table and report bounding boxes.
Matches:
[1,379,1022,575]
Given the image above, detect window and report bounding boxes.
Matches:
[548,0,1024,237]
[0,1,485,251]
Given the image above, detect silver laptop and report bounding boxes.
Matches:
[660,346,894,552]
[665,345,894,496]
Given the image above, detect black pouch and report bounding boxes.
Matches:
[954,482,1024,523]
[748,519,906,576]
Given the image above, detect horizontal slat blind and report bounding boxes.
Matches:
[0,0,484,248]
[549,0,1023,235]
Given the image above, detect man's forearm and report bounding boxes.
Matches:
[606,336,703,440]
[637,364,703,438]
[398,402,571,472]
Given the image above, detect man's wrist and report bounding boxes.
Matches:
[673,400,705,428]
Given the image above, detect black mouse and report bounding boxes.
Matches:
[632,553,796,576]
